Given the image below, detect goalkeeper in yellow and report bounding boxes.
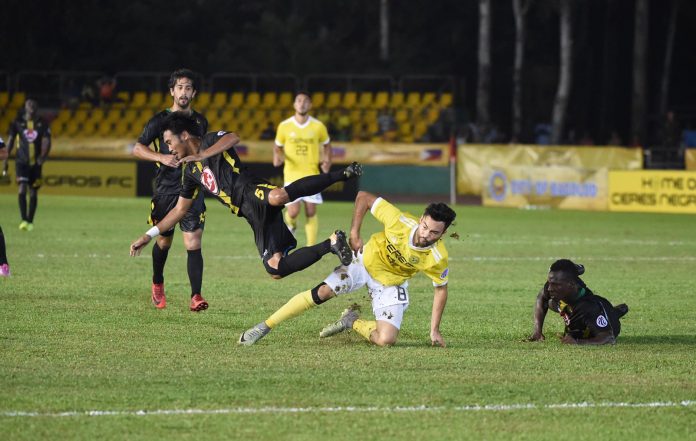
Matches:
[239,190,456,347]
[273,91,332,246]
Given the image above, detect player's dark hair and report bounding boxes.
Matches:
[424,203,456,229]
[168,68,199,91]
[295,90,311,100]
[550,259,587,288]
[162,111,200,138]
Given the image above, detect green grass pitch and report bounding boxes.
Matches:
[1,193,695,440]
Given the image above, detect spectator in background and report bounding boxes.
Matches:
[354,123,373,142]
[260,121,275,140]
[376,107,397,142]
[97,75,117,105]
[659,110,680,151]
[534,123,552,145]
[81,81,96,105]
[607,130,622,146]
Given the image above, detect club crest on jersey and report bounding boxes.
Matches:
[200,167,219,194]
[596,315,608,328]
[23,129,38,142]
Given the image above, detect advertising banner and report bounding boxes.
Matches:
[685,149,696,170]
[608,170,696,214]
[458,144,642,195]
[0,160,136,197]
[482,166,608,210]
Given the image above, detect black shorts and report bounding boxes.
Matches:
[148,192,206,237]
[239,177,297,260]
[16,162,42,189]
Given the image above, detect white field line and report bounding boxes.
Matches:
[3,400,694,418]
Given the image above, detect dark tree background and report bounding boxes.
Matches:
[1,0,694,144]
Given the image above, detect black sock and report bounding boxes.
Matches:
[0,226,7,265]
[18,192,27,222]
[187,248,203,296]
[275,240,331,277]
[28,192,38,223]
[152,242,169,285]
[284,170,344,202]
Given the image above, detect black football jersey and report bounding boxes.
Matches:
[181,131,247,214]
[138,109,208,195]
[559,289,621,339]
[8,116,51,165]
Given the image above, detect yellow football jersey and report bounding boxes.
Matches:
[363,198,450,287]
[274,116,330,183]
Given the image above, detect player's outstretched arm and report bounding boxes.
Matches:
[349,191,378,253]
[181,132,240,163]
[430,285,448,347]
[527,286,550,342]
[130,197,193,256]
[132,142,180,168]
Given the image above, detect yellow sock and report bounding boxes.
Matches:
[265,290,315,329]
[352,319,377,342]
[305,214,318,246]
[284,210,297,231]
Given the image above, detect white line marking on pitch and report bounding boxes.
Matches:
[3,400,694,418]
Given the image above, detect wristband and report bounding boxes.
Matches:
[145,226,160,238]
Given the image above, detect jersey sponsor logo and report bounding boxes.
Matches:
[409,256,419,265]
[200,167,219,194]
[596,315,608,328]
[23,129,38,142]
[440,268,449,279]
[385,243,415,269]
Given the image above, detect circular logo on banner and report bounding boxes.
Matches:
[489,171,507,202]
[200,167,219,194]
[596,315,608,328]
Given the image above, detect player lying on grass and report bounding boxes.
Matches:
[526,259,629,345]
[130,112,360,282]
[238,190,456,347]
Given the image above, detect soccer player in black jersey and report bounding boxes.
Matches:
[129,112,360,281]
[527,259,629,345]
[131,69,209,311]
[0,137,11,277]
[4,99,51,232]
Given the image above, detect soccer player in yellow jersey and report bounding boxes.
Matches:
[239,191,456,347]
[273,92,332,246]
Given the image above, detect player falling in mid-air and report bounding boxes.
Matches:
[130,112,361,282]
[131,68,209,311]
[3,99,51,232]
[273,92,332,246]
[526,259,629,345]
[238,190,456,347]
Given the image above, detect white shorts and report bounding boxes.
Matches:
[284,181,323,205]
[323,253,410,329]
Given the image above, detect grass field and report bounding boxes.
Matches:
[1,193,695,440]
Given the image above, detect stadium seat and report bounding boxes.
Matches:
[260,92,277,109]
[439,93,453,108]
[358,92,373,109]
[73,109,89,124]
[218,109,235,126]
[113,120,130,137]
[342,91,357,109]
[195,92,211,109]
[421,92,436,107]
[210,92,228,109]
[395,109,410,124]
[237,108,252,123]
[311,92,325,108]
[325,92,341,109]
[116,91,130,103]
[9,92,26,109]
[123,109,139,123]
[389,92,404,109]
[245,92,260,108]
[105,108,122,124]
[63,120,81,137]
[131,91,148,108]
[81,120,97,136]
[0,92,8,108]
[413,121,428,140]
[277,92,293,108]
[373,91,389,109]
[148,92,164,109]
[349,109,362,124]
[405,92,421,109]
[229,92,244,108]
[97,120,114,137]
[363,109,378,125]
[268,109,283,126]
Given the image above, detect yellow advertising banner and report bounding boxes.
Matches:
[48,137,450,166]
[608,170,696,214]
[685,149,696,170]
[0,160,136,197]
[458,144,642,195]
[482,166,608,210]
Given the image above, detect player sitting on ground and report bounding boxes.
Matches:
[130,112,362,279]
[238,190,456,347]
[526,259,629,345]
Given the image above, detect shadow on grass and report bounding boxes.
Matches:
[620,335,696,345]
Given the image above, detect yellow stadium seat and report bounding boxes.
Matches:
[426,108,440,124]
[195,92,211,109]
[229,92,244,108]
[9,92,26,109]
[97,121,113,137]
[90,108,105,121]
[439,93,453,107]
[123,109,139,123]
[245,92,260,108]
[358,92,373,109]
[210,92,228,109]
[148,92,164,109]
[268,109,283,125]
[277,92,293,108]
[362,109,378,125]
[373,91,389,109]
[105,109,122,123]
[422,92,436,107]
[73,109,89,123]
[395,109,410,124]
[236,109,252,123]
[414,121,428,139]
[63,120,81,137]
[260,92,277,109]
[405,92,421,109]
[53,109,72,124]
[342,92,357,109]
[0,92,9,107]
[349,109,362,123]
[325,92,341,109]
[116,91,130,103]
[50,123,64,137]
[218,109,234,125]
[389,92,404,109]
[113,120,130,137]
[78,101,93,110]
[131,92,147,108]
[311,92,325,108]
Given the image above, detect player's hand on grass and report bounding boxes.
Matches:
[525,332,545,342]
[160,153,180,168]
[430,330,446,348]
[130,235,152,256]
[560,334,578,345]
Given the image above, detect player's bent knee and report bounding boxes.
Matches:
[373,334,397,347]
